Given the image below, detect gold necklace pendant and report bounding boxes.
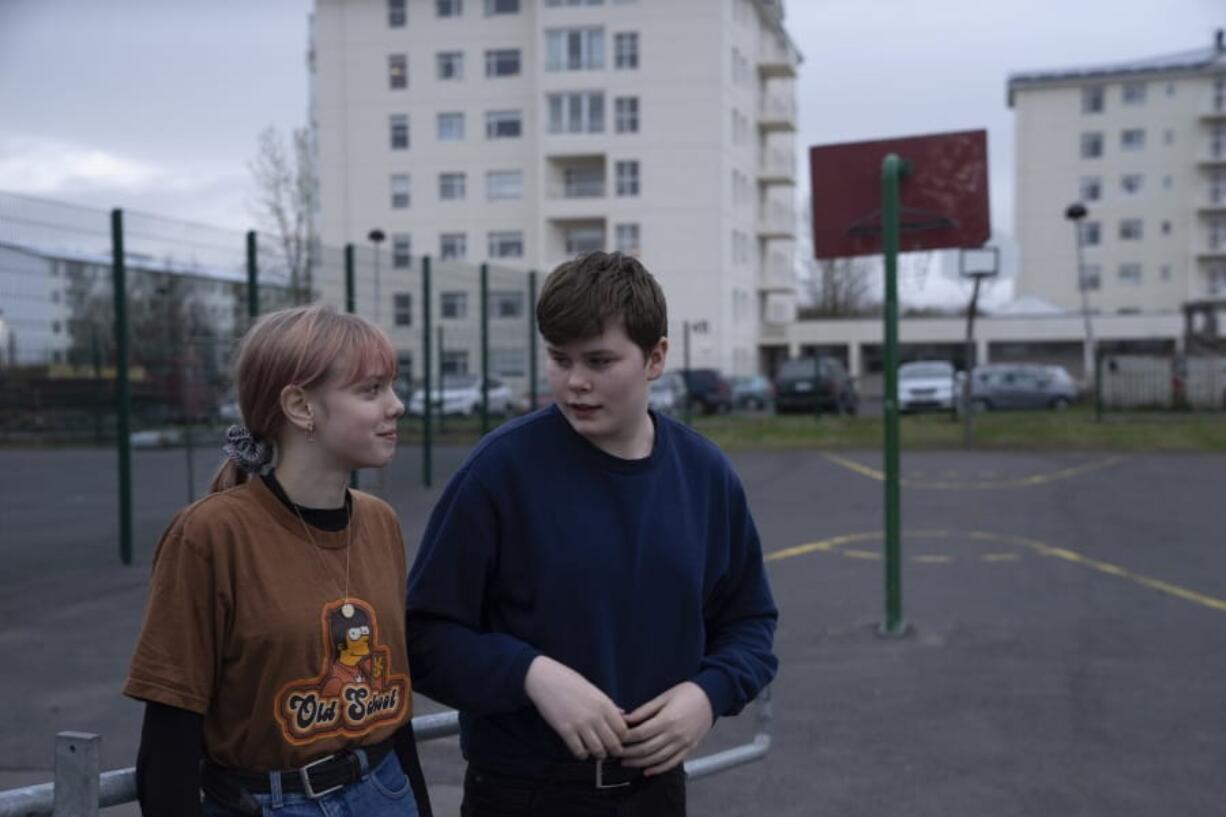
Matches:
[290,496,353,607]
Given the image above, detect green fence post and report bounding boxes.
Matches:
[881,154,908,637]
[480,262,490,435]
[344,244,356,313]
[528,271,538,411]
[344,244,358,490]
[111,209,133,566]
[683,321,692,426]
[437,324,446,435]
[1095,347,1104,423]
[246,231,259,320]
[422,256,433,488]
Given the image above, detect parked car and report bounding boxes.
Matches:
[774,356,858,415]
[407,374,513,417]
[730,374,773,410]
[898,360,959,412]
[515,379,555,414]
[678,368,733,415]
[967,364,1078,411]
[649,372,687,416]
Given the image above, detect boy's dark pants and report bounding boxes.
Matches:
[461,763,686,817]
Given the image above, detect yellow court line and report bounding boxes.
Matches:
[821,452,1126,490]
[765,528,1226,614]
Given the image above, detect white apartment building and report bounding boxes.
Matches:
[1008,31,1226,314]
[309,0,801,379]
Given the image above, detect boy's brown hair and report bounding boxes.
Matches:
[536,252,667,357]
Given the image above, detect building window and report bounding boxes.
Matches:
[1122,82,1146,105]
[485,49,521,77]
[485,0,519,14]
[1079,176,1101,201]
[1080,264,1101,291]
[1162,220,1171,235]
[388,0,406,27]
[488,230,524,258]
[563,166,603,197]
[565,226,605,254]
[486,170,524,200]
[438,112,465,141]
[614,96,639,133]
[390,114,409,149]
[439,172,467,200]
[545,27,605,71]
[1163,175,1173,190]
[547,91,605,134]
[614,32,638,69]
[1118,263,1142,284]
[441,291,468,319]
[492,291,525,318]
[1121,128,1145,151]
[614,160,639,196]
[392,234,412,268]
[1080,221,1100,246]
[1119,219,1143,241]
[1164,128,1174,145]
[1160,264,1172,281]
[437,0,462,17]
[614,223,641,255]
[390,173,411,209]
[491,348,526,377]
[546,0,606,5]
[437,51,464,80]
[1080,132,1103,159]
[388,54,408,89]
[485,110,523,139]
[393,293,413,326]
[1121,173,1143,195]
[1081,86,1104,114]
[440,233,467,260]
[441,350,469,375]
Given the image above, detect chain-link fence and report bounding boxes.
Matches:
[0,190,550,562]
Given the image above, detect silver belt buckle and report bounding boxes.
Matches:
[595,758,631,790]
[299,753,344,799]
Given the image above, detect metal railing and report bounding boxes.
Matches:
[0,690,771,816]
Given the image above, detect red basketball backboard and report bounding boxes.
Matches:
[809,129,989,260]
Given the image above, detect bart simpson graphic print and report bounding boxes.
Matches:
[274,598,409,745]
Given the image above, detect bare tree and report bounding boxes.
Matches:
[249,126,318,303]
[799,256,876,318]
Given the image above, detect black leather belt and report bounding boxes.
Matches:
[203,739,394,800]
[476,758,652,790]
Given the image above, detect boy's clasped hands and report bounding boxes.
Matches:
[524,655,714,775]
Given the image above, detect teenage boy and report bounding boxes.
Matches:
[406,252,777,816]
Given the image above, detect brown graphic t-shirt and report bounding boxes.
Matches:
[124,478,412,771]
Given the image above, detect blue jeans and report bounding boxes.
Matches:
[202,750,419,817]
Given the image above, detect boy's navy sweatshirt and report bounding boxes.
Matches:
[406,405,778,774]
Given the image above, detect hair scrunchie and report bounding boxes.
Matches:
[222,425,272,473]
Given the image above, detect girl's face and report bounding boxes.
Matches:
[310,363,404,472]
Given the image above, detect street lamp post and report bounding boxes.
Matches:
[368,228,386,325]
[1064,203,1096,391]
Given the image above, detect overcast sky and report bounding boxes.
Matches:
[1,0,1222,303]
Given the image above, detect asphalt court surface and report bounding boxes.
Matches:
[1,446,1224,815]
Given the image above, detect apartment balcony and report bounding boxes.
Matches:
[757,149,797,186]
[757,32,798,78]
[1197,189,1226,213]
[543,157,607,219]
[1196,143,1226,166]
[758,95,797,133]
[756,208,796,240]
[1198,97,1226,121]
[757,262,796,292]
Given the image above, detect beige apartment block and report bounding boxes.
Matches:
[309,0,801,380]
[1008,31,1226,315]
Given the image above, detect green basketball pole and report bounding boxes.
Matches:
[881,154,908,637]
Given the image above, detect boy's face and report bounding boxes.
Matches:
[546,321,667,450]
